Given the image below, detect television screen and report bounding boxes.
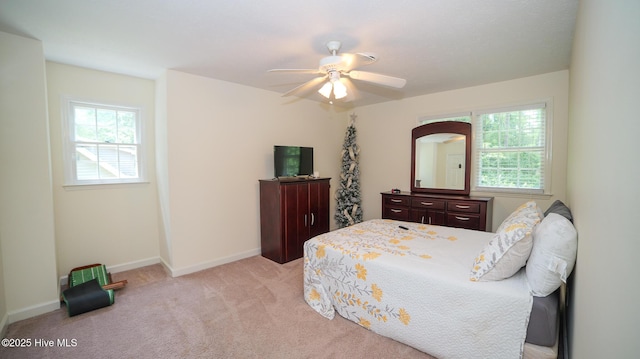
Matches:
[274,146,313,178]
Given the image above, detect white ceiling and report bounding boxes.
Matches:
[0,0,578,107]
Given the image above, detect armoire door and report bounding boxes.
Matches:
[308,180,330,238]
[282,183,306,262]
[294,183,309,260]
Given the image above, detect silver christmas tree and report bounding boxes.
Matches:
[335,113,363,228]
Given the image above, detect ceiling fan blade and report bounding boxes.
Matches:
[268,69,322,74]
[347,70,407,88]
[282,76,327,97]
[340,53,378,72]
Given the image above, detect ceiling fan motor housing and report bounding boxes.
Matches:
[320,55,347,72]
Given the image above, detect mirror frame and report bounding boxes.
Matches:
[411,121,472,195]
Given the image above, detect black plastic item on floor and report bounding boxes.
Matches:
[62,278,113,316]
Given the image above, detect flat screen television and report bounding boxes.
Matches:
[274,145,314,178]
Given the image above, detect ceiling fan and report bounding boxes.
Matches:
[268,41,407,102]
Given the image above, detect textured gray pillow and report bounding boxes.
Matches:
[544,200,573,223]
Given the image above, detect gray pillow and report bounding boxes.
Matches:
[544,200,573,223]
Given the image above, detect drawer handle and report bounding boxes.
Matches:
[391,199,403,203]
[391,209,403,213]
[420,202,433,206]
[455,204,471,209]
[455,216,470,221]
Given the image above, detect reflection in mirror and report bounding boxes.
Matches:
[415,133,466,189]
[411,121,471,195]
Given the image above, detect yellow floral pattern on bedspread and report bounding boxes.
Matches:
[304,219,534,359]
[303,219,458,330]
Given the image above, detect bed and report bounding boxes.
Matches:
[303,201,577,359]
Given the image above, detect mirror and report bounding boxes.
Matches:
[411,121,471,195]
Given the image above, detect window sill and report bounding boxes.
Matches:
[471,187,553,200]
[62,181,151,191]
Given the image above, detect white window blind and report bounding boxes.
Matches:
[474,102,548,193]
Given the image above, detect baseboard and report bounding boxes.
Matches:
[59,256,161,287]
[165,248,261,277]
[55,250,262,283]
[107,256,161,274]
[7,300,61,325]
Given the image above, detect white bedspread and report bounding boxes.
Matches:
[304,219,533,359]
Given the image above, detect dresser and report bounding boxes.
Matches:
[259,178,331,263]
[381,191,493,232]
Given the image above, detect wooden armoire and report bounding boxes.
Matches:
[259,177,330,263]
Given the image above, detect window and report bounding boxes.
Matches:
[63,99,146,185]
[474,102,550,194]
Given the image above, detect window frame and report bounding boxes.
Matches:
[472,101,552,195]
[62,97,147,186]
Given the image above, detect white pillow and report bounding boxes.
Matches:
[470,201,542,281]
[526,213,578,296]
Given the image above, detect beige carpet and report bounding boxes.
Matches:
[1,256,434,359]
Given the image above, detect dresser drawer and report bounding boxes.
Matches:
[411,198,446,210]
[447,213,481,230]
[383,206,411,221]
[447,201,481,213]
[381,192,493,232]
[384,195,411,207]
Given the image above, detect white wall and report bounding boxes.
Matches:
[46,62,161,276]
[567,1,640,357]
[355,71,570,229]
[157,70,347,275]
[0,32,59,324]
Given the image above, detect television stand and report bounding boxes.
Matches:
[259,177,331,263]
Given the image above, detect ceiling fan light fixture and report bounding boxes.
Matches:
[318,81,333,98]
[318,70,347,100]
[333,80,347,99]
